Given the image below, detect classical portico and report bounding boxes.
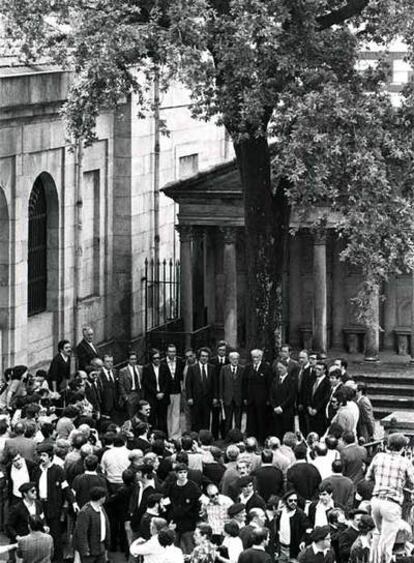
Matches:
[163,160,404,357]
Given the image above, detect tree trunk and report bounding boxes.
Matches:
[234,135,288,359]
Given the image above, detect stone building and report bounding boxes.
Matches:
[0,59,232,371]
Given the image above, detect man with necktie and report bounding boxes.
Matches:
[99,353,119,419]
[308,362,330,437]
[219,351,244,434]
[161,344,184,440]
[297,350,316,437]
[186,347,216,431]
[76,326,100,371]
[210,341,229,439]
[243,349,272,444]
[119,350,144,419]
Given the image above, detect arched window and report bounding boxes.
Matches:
[28,177,47,316]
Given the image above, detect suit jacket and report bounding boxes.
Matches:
[17,530,54,563]
[309,376,331,414]
[47,353,71,390]
[6,458,37,502]
[243,361,272,406]
[3,436,37,464]
[211,356,229,397]
[6,498,44,539]
[142,363,170,405]
[185,362,216,404]
[270,373,297,416]
[357,395,375,441]
[76,339,99,371]
[99,368,118,414]
[84,380,102,413]
[219,364,244,406]
[161,358,184,395]
[297,365,315,407]
[73,502,110,557]
[33,463,73,518]
[119,364,144,402]
[238,547,272,563]
[274,507,310,558]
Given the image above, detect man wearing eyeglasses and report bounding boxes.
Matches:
[274,490,309,562]
[200,483,233,544]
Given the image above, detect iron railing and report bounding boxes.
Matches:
[143,258,180,333]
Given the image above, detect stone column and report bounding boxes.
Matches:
[176,225,193,347]
[411,269,414,362]
[364,282,380,361]
[312,230,327,354]
[383,277,397,350]
[288,235,302,348]
[332,238,346,349]
[221,227,238,348]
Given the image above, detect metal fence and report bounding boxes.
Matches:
[143,258,180,333]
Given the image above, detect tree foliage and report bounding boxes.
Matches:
[3,0,414,349]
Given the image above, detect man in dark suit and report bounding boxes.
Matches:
[161,344,184,440]
[219,350,244,435]
[308,362,330,437]
[73,486,110,563]
[119,350,144,419]
[243,349,272,444]
[47,339,72,392]
[270,361,297,439]
[297,350,315,437]
[76,326,99,371]
[142,349,170,434]
[210,341,228,439]
[84,369,102,417]
[186,347,216,432]
[99,353,119,419]
[252,450,284,502]
[6,482,44,540]
[238,527,272,563]
[326,367,343,422]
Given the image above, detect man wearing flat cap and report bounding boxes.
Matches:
[298,526,335,562]
[337,508,367,563]
[6,481,45,541]
[227,502,246,528]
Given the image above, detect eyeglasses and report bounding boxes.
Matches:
[287,498,298,502]
[153,356,161,360]
[209,493,219,499]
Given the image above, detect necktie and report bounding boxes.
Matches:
[202,364,207,386]
[232,367,237,379]
[133,367,140,390]
[312,379,319,397]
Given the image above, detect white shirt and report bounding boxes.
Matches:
[90,501,106,542]
[162,545,185,563]
[167,359,176,377]
[279,508,294,545]
[23,499,37,516]
[38,467,48,500]
[311,456,332,480]
[11,462,30,497]
[130,534,164,562]
[129,365,138,391]
[348,400,360,433]
[222,536,243,563]
[101,446,130,484]
[153,365,160,392]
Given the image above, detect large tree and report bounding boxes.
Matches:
[3,0,414,355]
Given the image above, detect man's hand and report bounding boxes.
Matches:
[156,392,164,400]
[274,406,283,415]
[212,398,219,407]
[187,398,194,406]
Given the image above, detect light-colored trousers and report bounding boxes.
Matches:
[167,393,181,439]
[370,497,402,563]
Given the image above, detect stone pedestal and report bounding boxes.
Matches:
[176,225,194,347]
[221,227,238,348]
[312,231,327,354]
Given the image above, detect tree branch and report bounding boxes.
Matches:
[316,0,369,30]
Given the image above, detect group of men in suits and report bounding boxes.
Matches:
[47,327,349,443]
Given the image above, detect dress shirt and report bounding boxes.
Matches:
[167,359,176,377]
[38,467,48,500]
[129,365,141,391]
[312,543,329,556]
[90,502,106,542]
[103,368,114,383]
[23,500,37,516]
[11,463,30,497]
[153,364,160,392]
[130,534,164,562]
[279,508,293,545]
[366,450,414,505]
[314,501,333,527]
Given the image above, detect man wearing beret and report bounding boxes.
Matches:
[6,481,45,541]
[298,526,335,562]
[34,443,76,563]
[227,502,246,528]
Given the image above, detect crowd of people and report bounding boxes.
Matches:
[0,327,412,563]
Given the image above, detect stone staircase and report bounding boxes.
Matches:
[349,363,414,419]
